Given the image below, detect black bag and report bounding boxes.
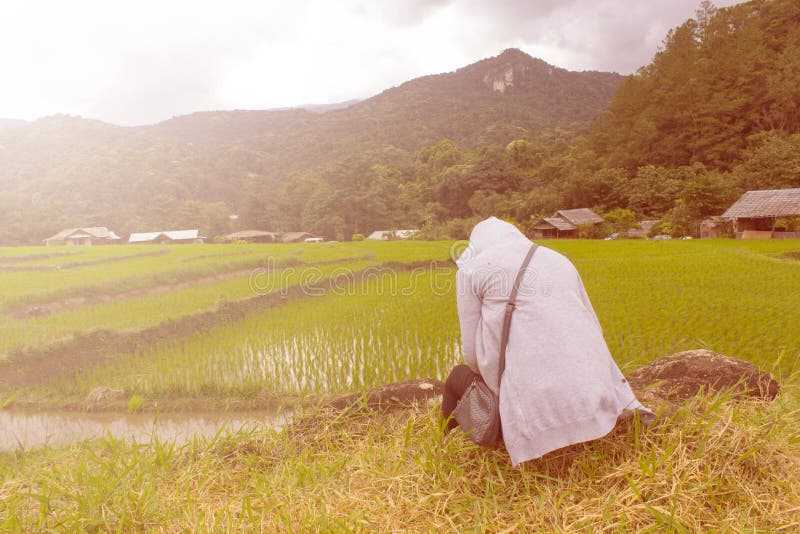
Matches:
[453,243,538,447]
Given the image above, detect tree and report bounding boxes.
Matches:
[603,208,639,234]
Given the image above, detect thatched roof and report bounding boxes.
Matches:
[722,188,800,219]
[555,208,604,226]
[533,217,577,231]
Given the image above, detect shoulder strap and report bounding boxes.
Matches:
[499,243,539,377]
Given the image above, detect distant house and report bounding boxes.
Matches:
[555,208,605,227]
[281,232,318,243]
[128,229,205,244]
[225,230,278,243]
[530,217,578,239]
[365,229,420,241]
[44,227,121,246]
[722,188,800,239]
[627,220,658,239]
[530,208,605,239]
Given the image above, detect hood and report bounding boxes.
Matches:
[456,216,530,266]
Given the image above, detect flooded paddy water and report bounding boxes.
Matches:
[0,409,287,451]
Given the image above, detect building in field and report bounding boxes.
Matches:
[280,231,319,243]
[722,188,800,239]
[530,217,578,239]
[365,229,420,241]
[627,220,658,239]
[225,230,278,243]
[529,208,605,239]
[44,227,121,246]
[127,229,205,244]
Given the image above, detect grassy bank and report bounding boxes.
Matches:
[1,387,798,531]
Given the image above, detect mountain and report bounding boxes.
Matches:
[0,49,622,244]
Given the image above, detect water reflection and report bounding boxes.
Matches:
[0,410,286,451]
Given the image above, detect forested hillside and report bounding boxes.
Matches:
[0,49,619,244]
[243,0,800,241]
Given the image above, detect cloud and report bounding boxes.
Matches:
[0,0,746,125]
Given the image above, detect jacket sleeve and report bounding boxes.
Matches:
[456,268,482,371]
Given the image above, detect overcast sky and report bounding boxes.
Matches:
[0,0,743,126]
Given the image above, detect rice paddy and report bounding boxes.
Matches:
[1,238,799,530]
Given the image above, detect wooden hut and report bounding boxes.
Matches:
[44,227,121,246]
[280,232,318,243]
[722,188,800,239]
[530,217,577,239]
[627,220,658,239]
[225,230,278,243]
[529,208,604,239]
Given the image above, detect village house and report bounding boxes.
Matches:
[365,229,420,241]
[529,208,605,239]
[280,232,319,243]
[722,188,800,239]
[128,229,205,244]
[627,220,658,239]
[44,227,121,246]
[225,230,278,243]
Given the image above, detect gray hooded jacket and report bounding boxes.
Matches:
[456,217,652,465]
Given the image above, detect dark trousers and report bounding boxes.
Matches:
[441,364,479,431]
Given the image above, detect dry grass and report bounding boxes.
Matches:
[2,386,798,532]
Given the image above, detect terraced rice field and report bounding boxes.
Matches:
[1,239,799,531]
[2,238,798,406]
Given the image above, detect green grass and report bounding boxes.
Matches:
[24,239,799,404]
[1,239,799,530]
[0,241,453,356]
[47,269,460,399]
[0,388,798,531]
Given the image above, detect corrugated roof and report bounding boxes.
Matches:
[533,217,577,231]
[366,231,389,240]
[281,232,316,242]
[44,227,120,242]
[226,230,277,239]
[627,220,658,238]
[128,229,200,243]
[555,208,604,226]
[722,188,800,219]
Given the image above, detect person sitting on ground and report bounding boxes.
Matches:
[442,216,653,466]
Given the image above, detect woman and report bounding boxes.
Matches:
[442,217,653,466]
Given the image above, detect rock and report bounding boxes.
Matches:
[326,378,445,412]
[85,386,125,412]
[626,349,780,404]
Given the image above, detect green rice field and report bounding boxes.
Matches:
[1,239,799,530]
[5,239,799,403]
